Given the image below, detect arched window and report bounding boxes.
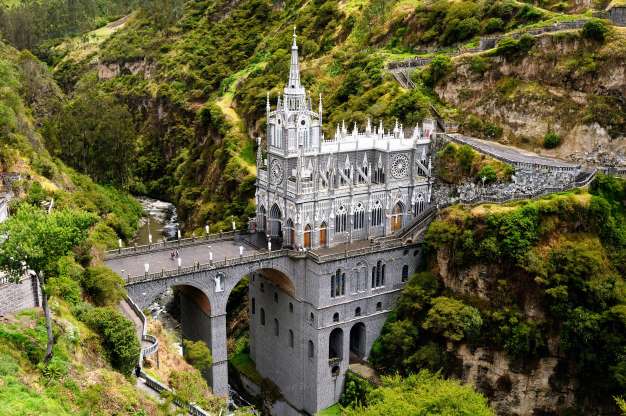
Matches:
[376,302,382,311]
[335,206,347,233]
[251,298,256,314]
[373,261,385,288]
[274,319,279,336]
[260,283,264,292]
[270,203,283,237]
[355,307,361,317]
[285,218,295,247]
[331,269,345,298]
[402,265,409,282]
[414,194,425,216]
[391,201,404,232]
[354,203,365,230]
[319,222,328,247]
[333,312,339,323]
[258,205,267,232]
[260,308,266,325]
[371,201,383,226]
[289,330,294,348]
[309,312,315,324]
[289,302,294,313]
[308,340,314,358]
[304,224,312,249]
[274,292,278,303]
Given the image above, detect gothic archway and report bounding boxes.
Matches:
[329,328,344,362]
[391,201,405,232]
[319,222,328,248]
[304,224,312,249]
[269,204,282,239]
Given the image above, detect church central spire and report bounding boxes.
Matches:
[286,27,302,92]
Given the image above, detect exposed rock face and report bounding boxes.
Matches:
[454,344,577,416]
[437,33,626,167]
[97,59,156,80]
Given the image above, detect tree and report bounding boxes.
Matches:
[543,131,561,149]
[582,20,608,43]
[342,371,494,416]
[0,204,95,362]
[423,297,483,342]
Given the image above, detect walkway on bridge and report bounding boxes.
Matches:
[106,238,261,279]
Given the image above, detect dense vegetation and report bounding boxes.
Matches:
[369,175,626,412]
[436,142,513,184]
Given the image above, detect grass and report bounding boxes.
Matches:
[317,403,342,416]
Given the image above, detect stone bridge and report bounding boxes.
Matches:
[104,215,433,411]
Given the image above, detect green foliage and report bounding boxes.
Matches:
[183,339,212,372]
[44,78,136,186]
[81,265,126,307]
[0,203,96,281]
[493,34,535,58]
[543,131,561,149]
[422,55,453,88]
[80,306,140,376]
[423,297,482,342]
[582,20,609,42]
[436,142,512,184]
[477,164,497,184]
[342,371,493,416]
[340,371,371,408]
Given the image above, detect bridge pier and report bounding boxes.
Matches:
[209,313,229,397]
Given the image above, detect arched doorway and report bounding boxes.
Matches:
[329,328,343,363]
[319,222,328,247]
[391,201,404,232]
[304,224,312,249]
[349,322,366,363]
[269,204,282,239]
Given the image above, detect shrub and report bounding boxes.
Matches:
[423,297,483,342]
[543,131,561,149]
[422,55,453,88]
[81,307,140,376]
[582,20,608,43]
[183,339,212,372]
[484,17,504,34]
[477,164,497,184]
[340,371,371,408]
[494,34,535,58]
[81,265,126,306]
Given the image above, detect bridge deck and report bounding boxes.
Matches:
[105,239,261,278]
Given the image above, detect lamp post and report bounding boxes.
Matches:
[144,263,150,275]
[239,245,244,257]
[205,224,209,236]
[177,257,182,269]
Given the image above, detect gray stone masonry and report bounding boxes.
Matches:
[0,275,40,316]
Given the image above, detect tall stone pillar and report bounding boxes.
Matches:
[210,314,229,397]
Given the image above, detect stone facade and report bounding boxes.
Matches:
[256,30,434,251]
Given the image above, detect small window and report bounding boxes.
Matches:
[260,308,266,325]
[331,365,340,377]
[300,119,306,126]
[274,292,278,303]
[289,330,294,348]
[355,307,361,317]
[308,340,314,358]
[402,265,409,282]
[289,302,294,313]
[376,302,382,311]
[333,312,339,323]
[414,250,419,257]
[403,249,409,255]
[260,283,265,292]
[310,312,315,323]
[251,298,256,314]
[274,319,279,336]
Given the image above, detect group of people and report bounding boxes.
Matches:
[170,249,180,260]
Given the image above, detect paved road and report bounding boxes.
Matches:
[106,240,261,278]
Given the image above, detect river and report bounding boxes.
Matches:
[131,197,180,246]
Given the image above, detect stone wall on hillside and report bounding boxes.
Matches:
[0,275,40,316]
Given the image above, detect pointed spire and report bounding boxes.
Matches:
[342,120,347,135]
[379,120,383,138]
[335,124,340,139]
[287,26,301,91]
[366,117,371,134]
[352,122,358,137]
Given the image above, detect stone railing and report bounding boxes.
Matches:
[0,274,10,286]
[105,231,239,260]
[124,296,159,361]
[125,249,293,283]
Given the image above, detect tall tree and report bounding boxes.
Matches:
[0,204,95,362]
